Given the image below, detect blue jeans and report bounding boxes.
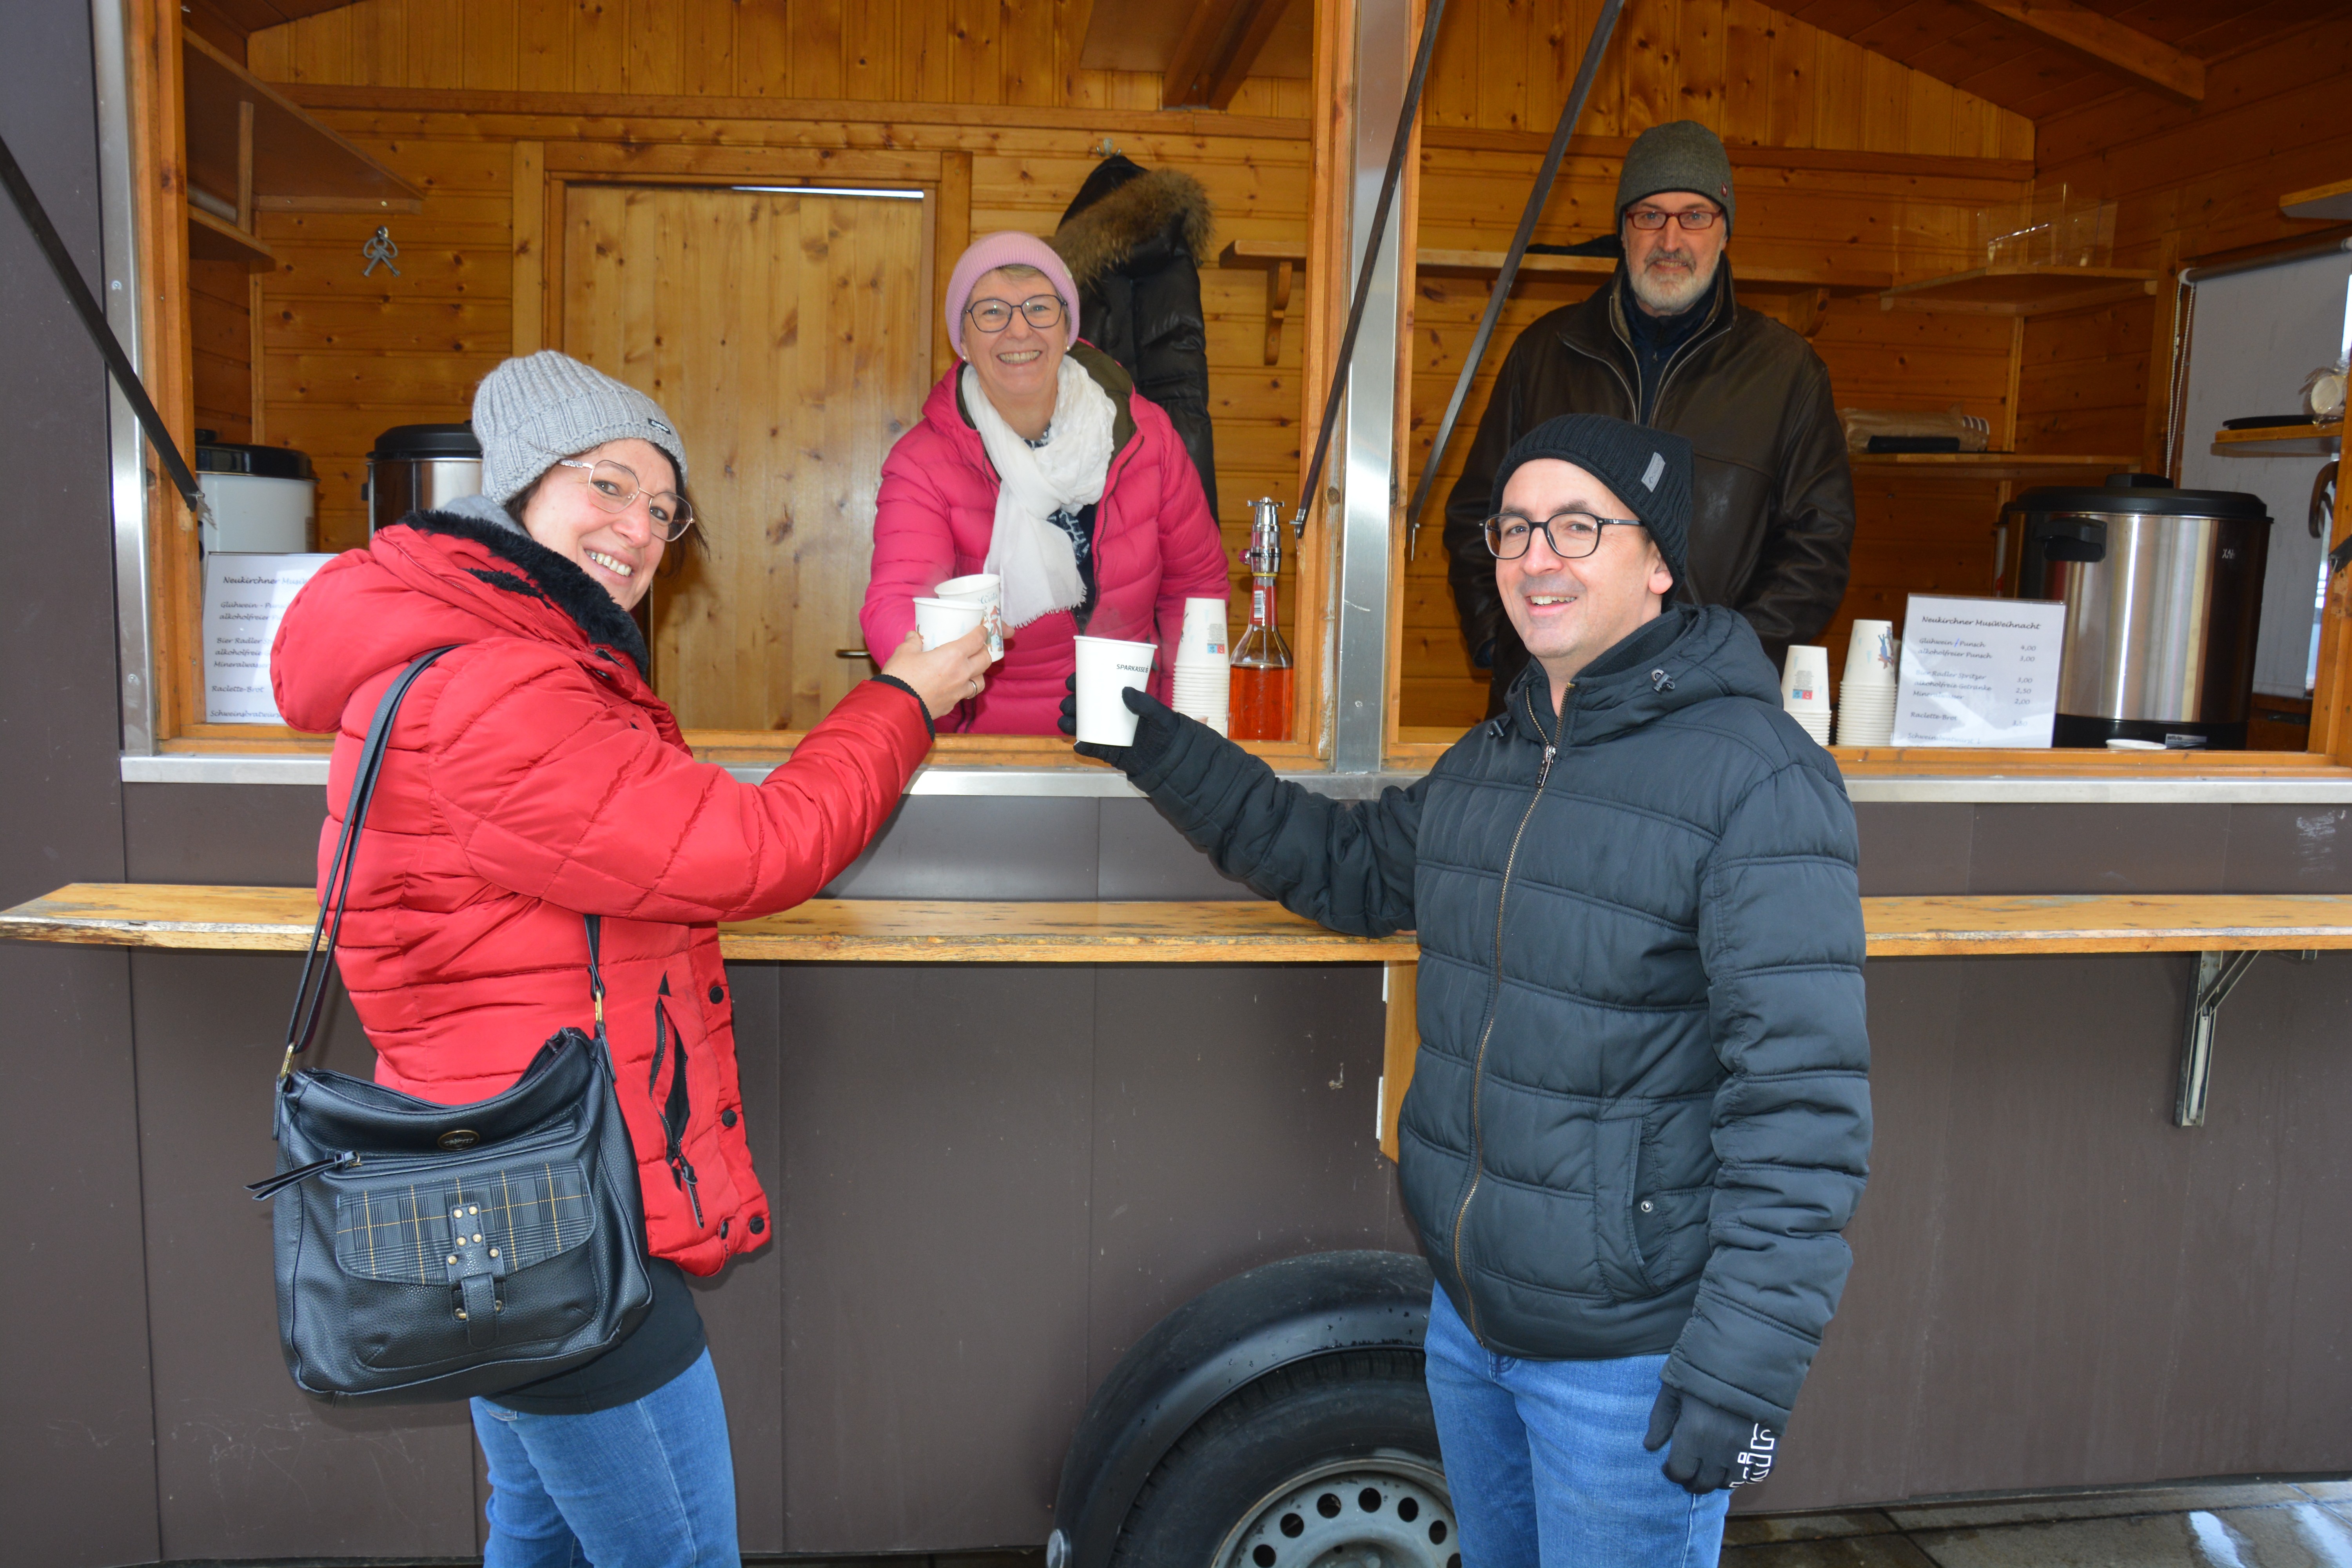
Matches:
[1423,1285,1730,1568]
[470,1349,739,1568]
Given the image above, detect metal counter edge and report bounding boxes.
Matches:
[117,753,2352,803]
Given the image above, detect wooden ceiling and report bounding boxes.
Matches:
[1097,0,2351,117]
[1705,0,2348,119]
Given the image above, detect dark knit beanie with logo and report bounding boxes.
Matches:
[1489,413,1693,589]
[1617,119,1736,233]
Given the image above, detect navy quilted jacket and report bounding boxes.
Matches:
[1121,604,1870,1426]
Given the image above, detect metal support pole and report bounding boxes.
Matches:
[2175,949,2259,1128]
[1332,0,1411,773]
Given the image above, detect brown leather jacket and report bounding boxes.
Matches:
[1442,265,1854,710]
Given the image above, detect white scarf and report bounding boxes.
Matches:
[965,356,1117,629]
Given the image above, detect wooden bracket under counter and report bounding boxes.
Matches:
[15,886,2347,1151]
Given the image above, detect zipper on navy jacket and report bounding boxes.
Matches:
[1450,681,1565,1339]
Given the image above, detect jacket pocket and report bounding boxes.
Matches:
[647,977,704,1231]
[1592,1114,1654,1302]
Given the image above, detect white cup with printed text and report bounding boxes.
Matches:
[1074,634,1158,746]
[1782,645,1832,710]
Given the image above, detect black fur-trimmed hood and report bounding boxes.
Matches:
[400,504,652,676]
[1050,167,1215,287]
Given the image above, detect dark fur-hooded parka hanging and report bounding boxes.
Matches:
[1050,156,1219,515]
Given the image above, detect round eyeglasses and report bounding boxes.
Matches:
[965,293,1067,334]
[1483,510,1643,561]
[1626,206,1722,230]
[554,458,696,543]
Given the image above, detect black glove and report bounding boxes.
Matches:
[1071,685,1182,774]
[1642,1385,1778,1495]
[1058,671,1080,736]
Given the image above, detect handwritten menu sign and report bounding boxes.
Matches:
[1889,594,2067,748]
[203,553,335,724]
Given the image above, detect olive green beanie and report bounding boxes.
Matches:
[1616,120,1735,233]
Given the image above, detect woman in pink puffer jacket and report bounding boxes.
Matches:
[861,232,1229,734]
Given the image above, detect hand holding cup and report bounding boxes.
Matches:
[879,627,993,720]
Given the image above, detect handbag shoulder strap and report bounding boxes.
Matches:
[279,646,456,1077]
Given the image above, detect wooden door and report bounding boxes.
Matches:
[561,184,929,731]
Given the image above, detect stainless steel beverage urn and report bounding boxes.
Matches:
[2009,473,2274,748]
[367,423,482,533]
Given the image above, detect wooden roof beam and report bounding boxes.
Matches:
[1965,0,2203,103]
[1162,0,1294,110]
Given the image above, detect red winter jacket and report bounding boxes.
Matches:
[271,510,934,1275]
[860,343,1230,734]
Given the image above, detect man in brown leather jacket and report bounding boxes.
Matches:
[1443,120,1854,710]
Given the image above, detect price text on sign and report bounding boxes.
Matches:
[1889,594,2067,748]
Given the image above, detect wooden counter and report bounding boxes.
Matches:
[9,885,2352,961]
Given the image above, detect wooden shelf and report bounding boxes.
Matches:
[187,207,274,270]
[183,33,421,214]
[1850,452,2137,477]
[2282,178,2352,222]
[12,884,2352,961]
[1877,264,2160,316]
[2213,421,2342,454]
[1221,240,1886,295]
[1222,240,1887,357]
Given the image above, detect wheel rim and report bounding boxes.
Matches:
[1211,1452,1461,1568]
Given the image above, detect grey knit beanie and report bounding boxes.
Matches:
[1490,414,1693,589]
[1616,120,1735,233]
[472,351,688,506]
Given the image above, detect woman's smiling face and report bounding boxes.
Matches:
[963,266,1070,414]
[517,436,673,612]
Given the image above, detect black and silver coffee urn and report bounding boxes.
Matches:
[2009,473,2274,749]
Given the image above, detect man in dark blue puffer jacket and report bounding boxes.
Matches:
[1075,414,1870,1566]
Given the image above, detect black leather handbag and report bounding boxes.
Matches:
[247,648,653,1406]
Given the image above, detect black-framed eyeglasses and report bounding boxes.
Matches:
[554,458,696,543]
[1626,206,1722,231]
[1483,510,1644,560]
[965,294,1067,333]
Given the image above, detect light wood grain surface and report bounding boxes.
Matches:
[10,886,2352,960]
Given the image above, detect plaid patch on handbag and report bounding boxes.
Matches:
[332,1161,595,1283]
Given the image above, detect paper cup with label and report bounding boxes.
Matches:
[934,573,1003,659]
[913,595,987,651]
[1782,644,1833,709]
[1843,620,1897,685]
[1074,635,1158,746]
[1177,597,1229,666]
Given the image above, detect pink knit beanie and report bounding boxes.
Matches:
[945,231,1082,359]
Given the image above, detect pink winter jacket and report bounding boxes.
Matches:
[862,344,1230,733]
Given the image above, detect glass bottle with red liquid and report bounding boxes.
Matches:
[1230,496,1294,740]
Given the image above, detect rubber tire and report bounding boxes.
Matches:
[1108,1349,1447,1568]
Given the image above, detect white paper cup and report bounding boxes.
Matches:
[933,573,1003,659]
[1782,645,1833,708]
[1843,621,1897,685]
[913,595,987,651]
[1074,635,1157,745]
[1177,597,1229,665]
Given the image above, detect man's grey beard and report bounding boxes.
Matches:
[1627,246,1719,316]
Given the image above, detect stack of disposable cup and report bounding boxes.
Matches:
[1782,644,1833,746]
[1835,619,1898,747]
[1169,597,1231,736]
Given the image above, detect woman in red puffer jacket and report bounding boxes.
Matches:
[861,231,1229,735]
[271,350,990,1567]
